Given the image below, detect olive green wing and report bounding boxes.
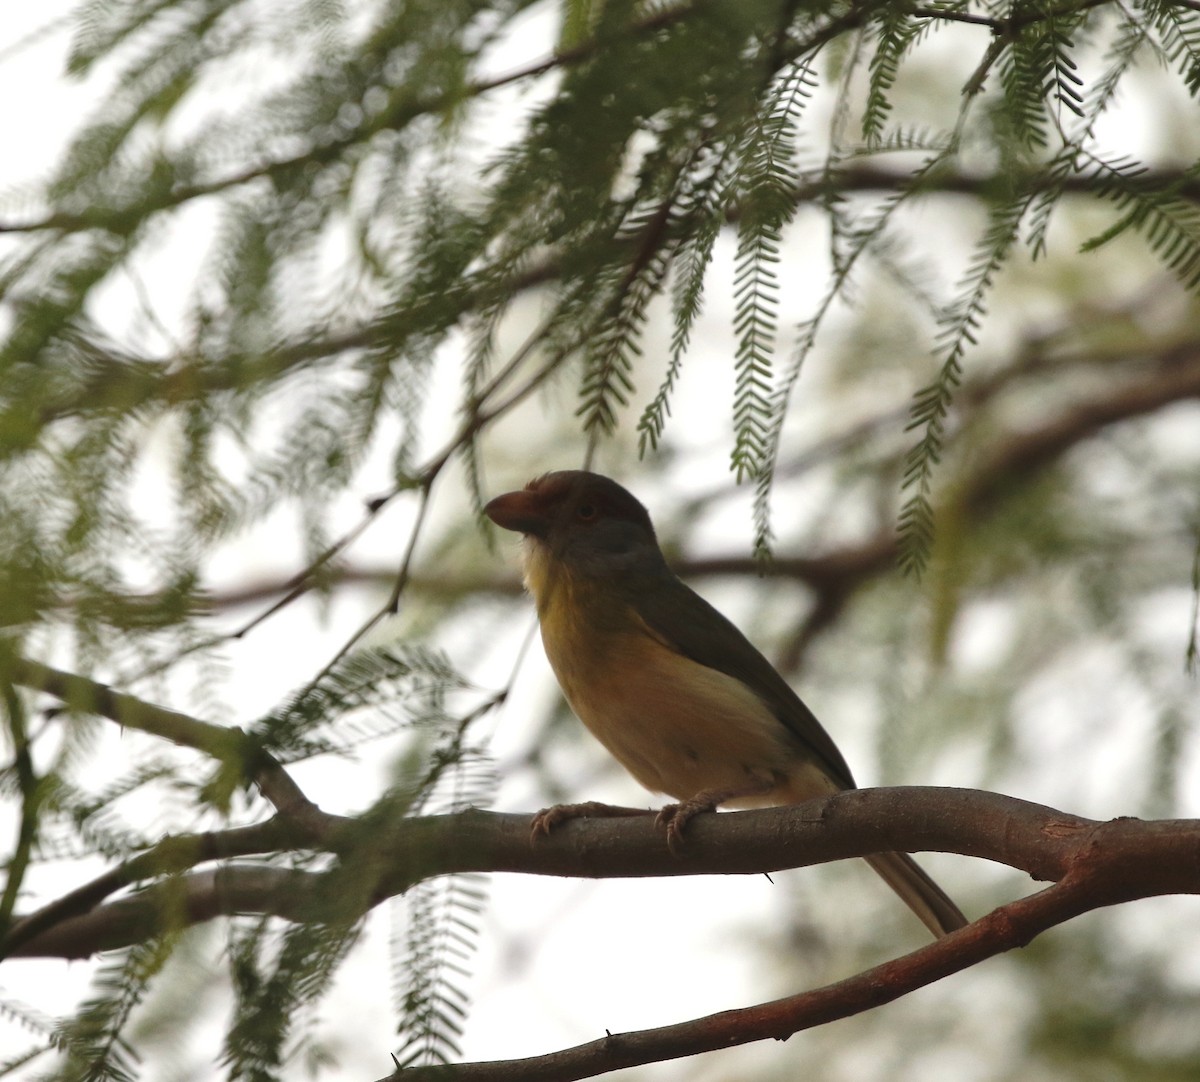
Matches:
[628,569,857,790]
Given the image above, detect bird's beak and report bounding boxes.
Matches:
[484,488,551,537]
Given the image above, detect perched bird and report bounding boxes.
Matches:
[484,470,967,938]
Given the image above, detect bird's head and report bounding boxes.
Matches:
[484,471,663,580]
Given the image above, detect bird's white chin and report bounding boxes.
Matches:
[519,534,548,591]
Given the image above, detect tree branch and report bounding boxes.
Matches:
[9,788,1200,963]
[171,341,1200,628]
[10,656,245,762]
[5,863,321,959]
[9,655,337,832]
[773,344,1200,666]
[13,161,1199,443]
[5,654,348,954]
[383,866,1106,1081]
[0,818,302,958]
[0,2,704,237]
[3,0,1188,238]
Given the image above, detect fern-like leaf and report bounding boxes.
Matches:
[52,936,176,1082]
[729,72,804,486]
[253,645,466,762]
[576,184,682,440]
[0,993,64,1075]
[1082,154,1200,289]
[898,193,1030,576]
[1187,530,1200,675]
[637,140,740,454]
[863,6,923,145]
[392,747,494,1068]
[223,917,363,1082]
[1150,0,1200,97]
[392,873,488,1068]
[995,14,1086,152]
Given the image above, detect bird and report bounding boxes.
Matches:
[484,469,967,938]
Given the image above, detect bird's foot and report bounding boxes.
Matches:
[655,777,779,854]
[655,796,720,856]
[530,801,651,842]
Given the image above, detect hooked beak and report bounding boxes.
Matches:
[484,488,551,537]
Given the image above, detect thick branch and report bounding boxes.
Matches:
[5,864,320,959]
[960,351,1200,507]
[9,788,1200,960]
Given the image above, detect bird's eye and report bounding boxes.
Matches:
[576,503,598,522]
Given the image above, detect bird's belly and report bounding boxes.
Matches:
[544,629,804,803]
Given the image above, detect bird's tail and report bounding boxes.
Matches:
[864,851,968,938]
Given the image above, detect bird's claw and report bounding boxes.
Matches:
[529,799,718,853]
[530,804,574,840]
[530,801,650,843]
[655,799,717,855]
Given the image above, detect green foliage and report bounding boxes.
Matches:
[862,4,927,146]
[730,105,792,487]
[392,872,488,1068]
[995,15,1085,154]
[3,0,1199,618]
[1189,533,1200,674]
[52,937,177,1082]
[899,192,1029,576]
[222,917,362,1082]
[636,146,733,454]
[391,747,493,1068]
[1151,0,1200,96]
[1082,154,1200,288]
[0,994,64,1076]
[253,645,467,762]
